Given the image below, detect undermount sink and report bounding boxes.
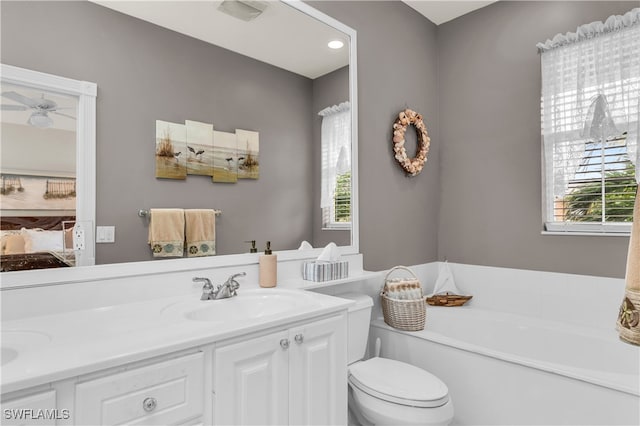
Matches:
[1,347,18,366]
[163,289,323,322]
[1,330,52,366]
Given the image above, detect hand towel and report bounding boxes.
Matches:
[618,189,640,345]
[625,190,640,292]
[185,209,216,257]
[148,208,185,258]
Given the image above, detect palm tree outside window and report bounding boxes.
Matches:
[319,102,351,228]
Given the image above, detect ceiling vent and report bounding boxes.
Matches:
[217,0,268,22]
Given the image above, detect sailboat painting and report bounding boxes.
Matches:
[236,129,259,179]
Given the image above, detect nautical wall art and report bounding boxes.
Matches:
[0,174,76,210]
[185,120,214,176]
[155,120,259,183]
[155,120,187,180]
[236,129,260,179]
[212,130,238,183]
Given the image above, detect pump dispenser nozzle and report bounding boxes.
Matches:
[245,240,257,253]
[264,241,272,255]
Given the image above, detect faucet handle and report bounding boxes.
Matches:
[227,272,247,281]
[225,272,246,295]
[193,277,214,300]
[193,276,213,287]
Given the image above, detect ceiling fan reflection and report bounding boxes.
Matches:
[1,91,76,128]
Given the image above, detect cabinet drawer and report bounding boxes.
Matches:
[75,352,203,425]
[1,390,58,426]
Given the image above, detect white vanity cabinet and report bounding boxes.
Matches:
[74,352,204,426]
[2,290,352,426]
[213,313,347,425]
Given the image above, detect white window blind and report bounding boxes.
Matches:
[539,9,640,234]
[319,101,351,228]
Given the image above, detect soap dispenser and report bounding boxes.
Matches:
[259,241,277,288]
[245,240,258,253]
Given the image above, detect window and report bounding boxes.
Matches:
[540,12,639,234]
[319,102,351,229]
[555,134,636,226]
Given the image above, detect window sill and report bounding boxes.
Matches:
[541,231,630,237]
[322,225,351,231]
[544,222,632,236]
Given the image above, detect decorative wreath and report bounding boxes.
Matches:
[392,109,431,176]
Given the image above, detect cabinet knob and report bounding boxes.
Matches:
[142,397,157,412]
[294,334,304,344]
[280,338,290,349]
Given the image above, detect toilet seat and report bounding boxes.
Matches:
[349,357,449,408]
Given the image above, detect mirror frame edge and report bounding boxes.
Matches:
[0,1,359,290]
[284,0,359,254]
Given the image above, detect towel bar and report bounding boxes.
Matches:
[138,209,222,218]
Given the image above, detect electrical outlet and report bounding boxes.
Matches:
[73,224,85,250]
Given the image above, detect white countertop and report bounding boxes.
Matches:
[278,270,381,290]
[1,288,353,394]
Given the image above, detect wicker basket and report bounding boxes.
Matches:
[380,266,426,331]
[617,288,640,346]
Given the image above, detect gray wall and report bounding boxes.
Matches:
[437,1,637,278]
[311,66,351,248]
[4,1,629,277]
[1,1,317,263]
[309,1,441,271]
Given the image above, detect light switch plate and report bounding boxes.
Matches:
[96,226,115,243]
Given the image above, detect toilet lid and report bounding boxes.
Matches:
[349,358,449,408]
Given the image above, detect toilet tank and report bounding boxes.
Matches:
[337,293,373,364]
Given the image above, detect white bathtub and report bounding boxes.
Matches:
[370,306,640,425]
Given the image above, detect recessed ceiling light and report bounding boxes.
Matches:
[328,40,344,50]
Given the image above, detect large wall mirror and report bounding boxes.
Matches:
[0,0,358,286]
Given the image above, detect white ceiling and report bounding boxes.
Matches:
[89,1,498,79]
[92,0,349,80]
[402,1,498,25]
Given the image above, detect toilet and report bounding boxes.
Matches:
[339,293,454,426]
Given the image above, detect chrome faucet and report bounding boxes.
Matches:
[193,272,246,301]
[222,272,246,296]
[193,277,215,300]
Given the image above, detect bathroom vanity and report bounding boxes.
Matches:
[1,288,352,425]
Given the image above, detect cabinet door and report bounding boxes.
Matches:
[214,330,289,425]
[289,314,347,425]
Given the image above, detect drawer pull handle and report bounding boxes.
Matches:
[143,397,157,412]
[280,338,290,349]
[294,334,304,344]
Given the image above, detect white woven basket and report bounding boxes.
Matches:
[380,266,425,331]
